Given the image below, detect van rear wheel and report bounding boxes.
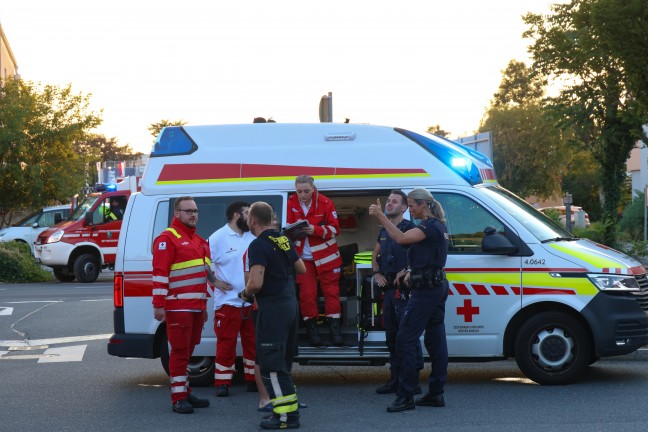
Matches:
[73,253,100,283]
[159,333,214,387]
[514,311,591,385]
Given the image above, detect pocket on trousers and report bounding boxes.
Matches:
[167,322,189,352]
[258,342,284,371]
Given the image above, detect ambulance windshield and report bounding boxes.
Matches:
[481,187,574,242]
[69,196,99,221]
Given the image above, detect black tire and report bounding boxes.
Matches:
[159,333,214,387]
[53,268,75,282]
[73,253,100,283]
[514,311,591,385]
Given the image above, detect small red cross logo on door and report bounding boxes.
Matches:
[457,299,480,322]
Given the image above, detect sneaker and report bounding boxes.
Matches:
[172,399,194,414]
[260,413,300,430]
[415,392,445,407]
[215,384,229,397]
[376,377,398,394]
[187,393,210,408]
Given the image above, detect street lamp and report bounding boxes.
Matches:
[563,192,573,232]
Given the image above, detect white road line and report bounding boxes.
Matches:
[6,301,63,304]
[0,307,14,316]
[39,345,87,363]
[0,333,112,347]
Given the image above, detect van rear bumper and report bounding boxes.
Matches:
[107,333,157,359]
[583,292,648,357]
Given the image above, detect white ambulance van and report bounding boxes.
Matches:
[107,123,648,386]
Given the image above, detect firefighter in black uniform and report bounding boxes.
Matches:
[240,202,306,430]
[372,190,423,395]
[369,188,449,413]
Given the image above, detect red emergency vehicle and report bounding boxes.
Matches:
[34,176,140,282]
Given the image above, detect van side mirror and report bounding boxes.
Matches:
[32,222,40,228]
[54,212,63,224]
[482,226,518,255]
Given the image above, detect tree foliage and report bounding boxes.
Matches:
[148,119,188,140]
[0,79,102,212]
[523,0,648,245]
[75,134,142,184]
[427,124,451,138]
[480,60,567,199]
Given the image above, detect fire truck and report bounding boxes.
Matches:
[34,176,140,283]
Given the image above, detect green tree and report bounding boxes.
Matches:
[524,0,648,245]
[427,124,451,138]
[480,60,567,199]
[148,119,188,140]
[75,134,142,184]
[0,79,102,212]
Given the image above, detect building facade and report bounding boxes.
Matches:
[0,22,18,80]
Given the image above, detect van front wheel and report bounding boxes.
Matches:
[73,254,100,283]
[159,334,214,387]
[514,311,591,385]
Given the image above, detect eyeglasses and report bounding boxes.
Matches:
[178,209,199,215]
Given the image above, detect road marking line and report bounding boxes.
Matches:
[9,345,48,351]
[0,354,56,360]
[39,345,87,363]
[0,333,112,347]
[6,301,63,304]
[0,307,14,316]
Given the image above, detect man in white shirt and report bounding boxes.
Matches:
[209,201,259,398]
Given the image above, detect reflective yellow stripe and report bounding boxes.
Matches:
[447,272,520,285]
[166,227,181,239]
[522,273,598,295]
[549,243,621,269]
[272,393,298,414]
[170,258,204,270]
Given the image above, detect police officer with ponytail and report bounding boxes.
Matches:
[369,188,449,413]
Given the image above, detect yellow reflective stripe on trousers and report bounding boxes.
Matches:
[272,393,298,414]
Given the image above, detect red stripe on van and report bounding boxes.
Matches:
[472,284,489,295]
[453,283,471,295]
[124,278,153,297]
[522,287,576,295]
[157,163,427,182]
[492,285,509,295]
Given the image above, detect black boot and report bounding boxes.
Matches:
[328,317,343,346]
[306,318,322,346]
[260,412,300,429]
[376,376,398,394]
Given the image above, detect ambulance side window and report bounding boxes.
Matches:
[435,193,505,254]
[151,200,170,247]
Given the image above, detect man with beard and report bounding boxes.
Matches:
[209,201,262,398]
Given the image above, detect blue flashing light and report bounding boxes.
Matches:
[395,128,486,185]
[106,184,117,192]
[151,126,197,157]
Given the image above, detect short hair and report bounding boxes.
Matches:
[390,189,408,205]
[174,196,195,211]
[226,201,249,222]
[295,175,315,187]
[249,202,273,226]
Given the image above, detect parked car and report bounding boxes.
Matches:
[0,205,71,254]
[538,205,591,228]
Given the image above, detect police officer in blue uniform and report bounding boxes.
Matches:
[369,188,449,412]
[372,190,423,395]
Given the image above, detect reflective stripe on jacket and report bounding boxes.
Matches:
[152,217,211,310]
[287,190,342,271]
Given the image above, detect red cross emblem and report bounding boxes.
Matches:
[457,299,480,322]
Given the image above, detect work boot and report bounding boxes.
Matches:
[415,392,445,407]
[187,393,210,408]
[386,395,415,412]
[260,412,300,430]
[328,317,343,346]
[215,384,229,397]
[172,399,194,414]
[306,318,322,346]
[376,376,398,394]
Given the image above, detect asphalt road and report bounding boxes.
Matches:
[1,278,648,432]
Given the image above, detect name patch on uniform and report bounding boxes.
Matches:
[159,242,167,250]
[332,211,337,218]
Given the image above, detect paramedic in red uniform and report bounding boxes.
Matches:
[287,175,343,346]
[152,196,211,414]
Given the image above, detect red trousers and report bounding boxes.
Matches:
[296,260,341,319]
[166,311,204,403]
[213,304,256,385]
